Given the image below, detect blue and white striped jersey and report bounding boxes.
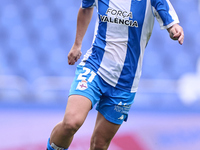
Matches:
[79,0,179,92]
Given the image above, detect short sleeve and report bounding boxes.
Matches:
[151,0,179,29]
[81,0,96,9]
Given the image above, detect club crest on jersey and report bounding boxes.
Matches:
[76,80,88,90]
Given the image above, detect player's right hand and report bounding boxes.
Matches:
[68,45,82,65]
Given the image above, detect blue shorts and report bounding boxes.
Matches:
[69,65,136,125]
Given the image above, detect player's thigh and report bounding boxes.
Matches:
[91,112,121,145]
[63,95,92,127]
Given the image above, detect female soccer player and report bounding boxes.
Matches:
[47,0,184,149]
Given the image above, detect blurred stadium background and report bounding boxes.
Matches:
[0,0,200,150]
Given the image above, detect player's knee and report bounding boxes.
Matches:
[90,139,109,150]
[61,116,83,135]
[61,121,79,136]
[90,143,108,150]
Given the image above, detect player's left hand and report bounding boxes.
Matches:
[168,23,184,45]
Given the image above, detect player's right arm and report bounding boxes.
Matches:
[68,7,94,65]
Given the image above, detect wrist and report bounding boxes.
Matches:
[167,23,178,33]
[73,41,82,48]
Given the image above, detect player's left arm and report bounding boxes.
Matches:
[151,0,184,45]
[167,23,184,45]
